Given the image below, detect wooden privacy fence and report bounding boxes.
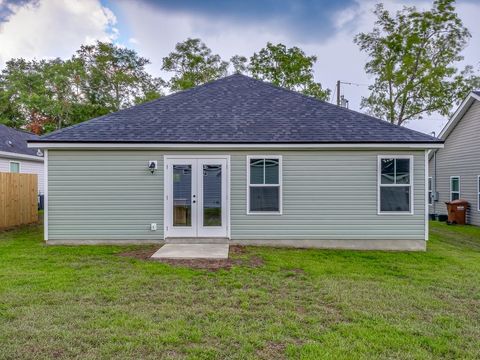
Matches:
[0,172,38,229]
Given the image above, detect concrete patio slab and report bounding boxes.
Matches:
[151,244,229,259]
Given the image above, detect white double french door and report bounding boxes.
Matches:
[164,156,228,238]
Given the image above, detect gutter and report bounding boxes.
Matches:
[0,150,44,162]
[28,142,444,150]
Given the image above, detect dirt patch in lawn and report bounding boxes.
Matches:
[117,247,158,260]
[117,245,264,271]
[256,341,287,359]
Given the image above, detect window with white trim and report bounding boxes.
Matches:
[247,156,282,214]
[378,156,413,214]
[9,162,20,173]
[450,176,460,201]
[428,177,433,205]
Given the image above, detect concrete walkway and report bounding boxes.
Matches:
[151,244,229,259]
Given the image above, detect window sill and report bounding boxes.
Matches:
[247,211,282,216]
[377,211,414,216]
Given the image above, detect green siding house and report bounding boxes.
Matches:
[29,75,443,250]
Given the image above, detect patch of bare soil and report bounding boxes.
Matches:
[117,247,158,260]
[117,245,264,271]
[256,341,287,359]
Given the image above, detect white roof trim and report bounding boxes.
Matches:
[0,150,44,162]
[28,142,443,150]
[438,92,480,140]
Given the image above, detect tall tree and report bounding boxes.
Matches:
[76,41,164,113]
[249,43,330,101]
[0,42,164,134]
[162,38,229,91]
[355,0,479,126]
[0,59,53,131]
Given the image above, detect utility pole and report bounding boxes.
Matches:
[336,80,341,106]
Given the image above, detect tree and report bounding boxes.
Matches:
[355,0,479,126]
[0,42,164,134]
[249,43,330,101]
[230,55,248,74]
[0,59,54,132]
[162,38,229,91]
[75,41,164,113]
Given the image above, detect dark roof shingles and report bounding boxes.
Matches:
[37,74,440,144]
[0,124,41,156]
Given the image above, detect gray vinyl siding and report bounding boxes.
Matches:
[48,149,426,241]
[429,100,480,225]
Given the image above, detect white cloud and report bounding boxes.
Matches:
[0,0,117,64]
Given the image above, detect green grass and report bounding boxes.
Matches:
[0,222,479,359]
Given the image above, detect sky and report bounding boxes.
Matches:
[0,0,479,135]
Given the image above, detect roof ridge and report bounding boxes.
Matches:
[0,124,39,138]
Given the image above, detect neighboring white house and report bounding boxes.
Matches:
[0,124,44,194]
[429,91,480,225]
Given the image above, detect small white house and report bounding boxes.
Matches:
[0,124,44,194]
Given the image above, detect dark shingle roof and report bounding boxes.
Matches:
[33,74,440,144]
[0,124,42,157]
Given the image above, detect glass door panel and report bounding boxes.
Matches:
[173,164,192,226]
[202,164,222,227]
[197,159,227,237]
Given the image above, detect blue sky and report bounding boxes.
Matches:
[1,0,479,134]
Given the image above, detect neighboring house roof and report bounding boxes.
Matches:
[32,74,441,144]
[438,91,480,140]
[0,124,43,159]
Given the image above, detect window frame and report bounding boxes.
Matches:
[478,176,480,212]
[428,177,433,205]
[9,161,20,173]
[450,176,460,201]
[246,155,282,215]
[377,155,414,215]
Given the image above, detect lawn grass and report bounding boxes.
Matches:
[0,221,479,359]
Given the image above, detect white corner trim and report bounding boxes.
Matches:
[0,150,44,162]
[27,142,444,150]
[377,154,414,216]
[424,150,429,241]
[477,175,480,212]
[44,150,48,241]
[246,155,283,215]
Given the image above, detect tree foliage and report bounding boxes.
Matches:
[249,43,330,101]
[355,0,479,126]
[0,38,336,133]
[230,55,248,74]
[0,42,163,134]
[162,38,229,91]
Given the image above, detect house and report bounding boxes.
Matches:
[429,91,480,225]
[0,124,44,194]
[28,74,442,250]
